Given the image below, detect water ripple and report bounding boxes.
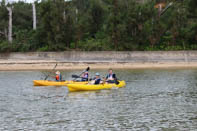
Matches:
[0,69,197,130]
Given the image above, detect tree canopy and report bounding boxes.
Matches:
[0,0,196,52]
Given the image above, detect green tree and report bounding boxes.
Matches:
[0,0,8,41]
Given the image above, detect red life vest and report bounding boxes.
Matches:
[56,75,60,81]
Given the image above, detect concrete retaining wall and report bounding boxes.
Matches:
[0,51,196,63]
[1,51,197,70]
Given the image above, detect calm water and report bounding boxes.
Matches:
[0,69,197,131]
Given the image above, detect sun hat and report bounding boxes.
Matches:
[95,72,100,76]
[56,71,60,75]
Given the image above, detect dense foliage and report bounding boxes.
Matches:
[0,0,196,52]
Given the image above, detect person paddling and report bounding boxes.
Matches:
[55,71,62,82]
[90,72,101,85]
[81,71,89,81]
[105,69,117,83]
[94,73,101,84]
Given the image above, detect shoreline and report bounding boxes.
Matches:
[1,51,197,71]
[1,61,197,71]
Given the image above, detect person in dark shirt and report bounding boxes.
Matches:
[105,69,117,83]
[94,72,101,85]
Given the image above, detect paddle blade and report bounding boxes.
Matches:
[115,78,119,85]
[86,67,90,71]
[72,75,80,78]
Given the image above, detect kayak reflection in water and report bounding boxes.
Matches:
[55,71,62,82]
[105,68,117,83]
[90,72,101,85]
[81,71,89,81]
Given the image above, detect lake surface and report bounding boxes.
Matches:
[0,69,197,130]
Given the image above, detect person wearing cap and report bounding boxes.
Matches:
[55,71,62,81]
[81,71,89,81]
[94,72,101,85]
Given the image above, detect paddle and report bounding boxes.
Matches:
[44,63,58,80]
[72,74,81,78]
[103,78,119,85]
[114,78,120,85]
[102,77,106,85]
[72,67,90,80]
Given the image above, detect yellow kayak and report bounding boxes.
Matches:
[33,80,87,86]
[67,80,126,92]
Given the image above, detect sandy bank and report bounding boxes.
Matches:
[0,60,197,71]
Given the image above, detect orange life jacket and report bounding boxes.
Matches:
[56,75,59,81]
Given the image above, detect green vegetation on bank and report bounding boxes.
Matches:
[0,0,197,52]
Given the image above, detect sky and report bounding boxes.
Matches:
[0,0,70,3]
[0,0,36,3]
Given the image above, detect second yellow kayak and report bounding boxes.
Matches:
[67,80,126,92]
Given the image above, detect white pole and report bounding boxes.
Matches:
[7,7,12,43]
[32,3,37,30]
